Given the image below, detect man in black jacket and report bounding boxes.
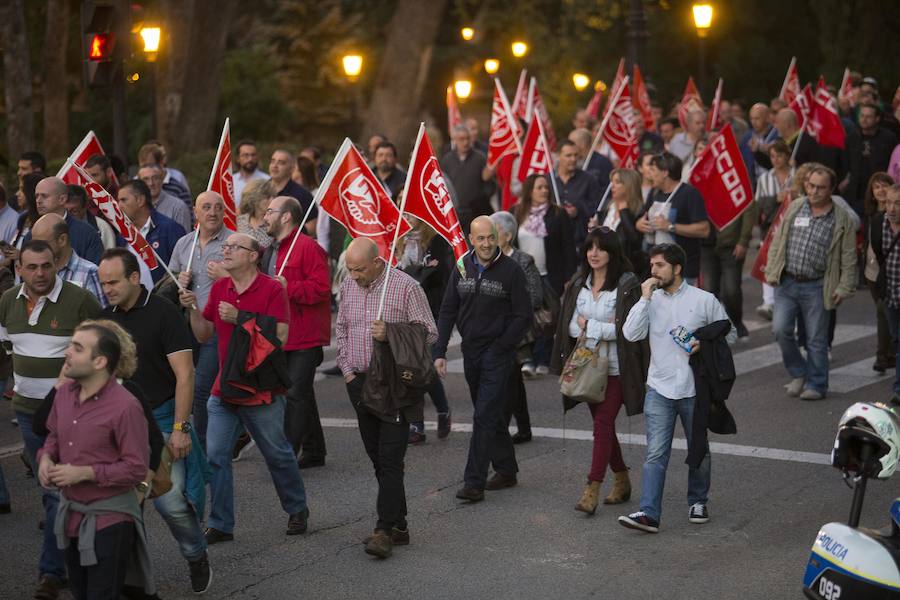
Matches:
[434,216,532,501]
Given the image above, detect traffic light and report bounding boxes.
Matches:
[81,1,123,87]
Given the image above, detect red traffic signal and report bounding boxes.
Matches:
[88,33,114,61]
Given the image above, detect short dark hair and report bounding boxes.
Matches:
[235,139,257,154]
[648,243,686,275]
[373,141,397,158]
[650,152,683,181]
[19,239,55,263]
[769,140,791,158]
[859,103,880,118]
[120,179,151,204]
[300,145,322,161]
[100,247,141,280]
[580,228,633,291]
[659,117,679,130]
[20,151,47,172]
[84,154,110,171]
[809,165,836,189]
[559,139,578,152]
[67,184,88,208]
[76,323,122,375]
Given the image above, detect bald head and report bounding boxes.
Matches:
[469,216,499,265]
[749,103,770,133]
[345,238,383,288]
[35,177,69,217]
[775,108,798,137]
[195,190,226,233]
[346,237,379,262]
[568,128,593,158]
[31,213,70,265]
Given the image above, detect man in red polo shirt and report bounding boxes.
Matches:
[262,196,331,469]
[179,232,309,545]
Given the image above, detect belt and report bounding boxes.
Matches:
[784,271,822,283]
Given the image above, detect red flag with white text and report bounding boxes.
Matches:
[69,161,158,270]
[511,69,529,121]
[838,68,855,108]
[706,78,724,131]
[402,124,468,261]
[687,124,753,230]
[789,83,816,136]
[208,118,238,230]
[603,58,626,119]
[678,76,704,131]
[314,139,411,264]
[632,63,655,131]
[812,77,846,149]
[780,57,801,104]
[56,131,119,196]
[603,82,639,169]
[526,77,557,150]
[447,86,463,136]
[487,79,521,167]
[516,118,553,183]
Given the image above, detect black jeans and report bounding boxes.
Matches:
[65,521,135,600]
[503,362,530,435]
[284,347,326,459]
[346,374,410,532]
[463,347,518,488]
[700,246,747,336]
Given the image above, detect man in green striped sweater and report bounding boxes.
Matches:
[0,240,101,600]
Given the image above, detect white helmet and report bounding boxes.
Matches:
[831,402,900,479]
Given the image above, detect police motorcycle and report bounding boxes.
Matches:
[802,402,900,599]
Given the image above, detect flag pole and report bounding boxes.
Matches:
[188,117,231,274]
[276,198,318,278]
[376,124,422,320]
[583,76,629,171]
[495,78,523,154]
[595,181,613,217]
[779,57,796,100]
[790,128,804,165]
[535,114,561,205]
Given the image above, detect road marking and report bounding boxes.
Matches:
[828,357,891,394]
[319,418,831,465]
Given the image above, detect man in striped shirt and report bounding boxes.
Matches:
[336,238,436,558]
[0,240,102,600]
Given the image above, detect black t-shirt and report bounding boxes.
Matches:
[103,287,193,408]
[644,183,709,278]
[278,180,319,221]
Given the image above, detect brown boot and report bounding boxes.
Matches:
[574,481,601,515]
[604,470,631,504]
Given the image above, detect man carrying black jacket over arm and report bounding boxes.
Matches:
[433,216,532,502]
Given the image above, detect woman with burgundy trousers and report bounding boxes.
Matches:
[551,227,649,514]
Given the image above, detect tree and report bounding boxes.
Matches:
[0,0,36,163]
[41,0,69,159]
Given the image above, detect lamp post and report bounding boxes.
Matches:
[454,79,472,101]
[342,54,364,138]
[484,58,499,76]
[572,73,590,92]
[692,3,713,94]
[626,0,647,73]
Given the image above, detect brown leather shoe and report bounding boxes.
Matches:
[455,487,485,502]
[364,530,393,558]
[363,527,409,546]
[33,575,63,600]
[485,472,517,490]
[575,481,601,514]
[604,470,632,505]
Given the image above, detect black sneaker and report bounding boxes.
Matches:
[204,527,234,545]
[437,412,451,439]
[232,433,255,462]
[688,503,709,524]
[286,507,309,535]
[188,552,212,594]
[618,511,660,533]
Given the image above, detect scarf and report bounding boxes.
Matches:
[523,203,549,238]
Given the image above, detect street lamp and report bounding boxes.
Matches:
[692,3,713,93]
[139,26,161,53]
[460,27,475,41]
[341,54,364,140]
[484,58,500,75]
[572,73,590,91]
[511,41,528,58]
[342,54,363,81]
[454,79,472,101]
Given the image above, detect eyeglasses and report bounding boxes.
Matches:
[264,208,286,215]
[221,243,254,252]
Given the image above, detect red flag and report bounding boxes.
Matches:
[487,79,521,168]
[510,69,529,121]
[706,78,724,131]
[687,124,753,230]
[838,68,855,108]
[751,194,791,283]
[585,82,605,120]
[603,58,626,119]
[789,83,816,136]
[401,124,468,261]
[780,57,801,104]
[315,139,411,264]
[446,86,463,136]
[811,77,846,149]
[678,76,704,130]
[602,82,639,169]
[56,131,120,196]
[208,118,238,230]
[516,118,553,183]
[69,161,158,270]
[632,63,654,131]
[526,77,557,150]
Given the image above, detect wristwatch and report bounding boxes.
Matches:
[667,223,676,234]
[173,420,193,434]
[136,481,150,494]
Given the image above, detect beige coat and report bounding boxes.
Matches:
[764,198,858,310]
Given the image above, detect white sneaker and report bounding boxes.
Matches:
[521,363,536,378]
[784,377,805,397]
[755,304,773,321]
[535,365,549,376]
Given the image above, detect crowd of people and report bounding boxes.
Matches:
[0,71,899,599]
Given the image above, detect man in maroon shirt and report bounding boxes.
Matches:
[38,322,150,599]
[180,232,310,544]
[262,196,331,468]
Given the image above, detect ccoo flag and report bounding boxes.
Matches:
[780,57,802,104]
[516,117,553,184]
[525,77,557,150]
[208,118,238,230]
[315,138,411,264]
[402,124,468,261]
[603,82,639,169]
[487,78,522,167]
[56,131,120,196]
[687,124,753,230]
[632,63,655,131]
[706,78,724,131]
[811,77,846,149]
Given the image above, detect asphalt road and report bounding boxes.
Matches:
[0,277,897,600]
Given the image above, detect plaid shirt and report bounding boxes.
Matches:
[785,201,835,279]
[58,250,107,308]
[883,218,900,308]
[335,262,437,376]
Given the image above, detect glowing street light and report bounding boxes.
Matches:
[511,41,528,58]
[454,79,472,100]
[342,54,363,80]
[460,27,475,41]
[692,4,713,37]
[484,58,500,75]
[140,26,161,53]
[572,73,590,91]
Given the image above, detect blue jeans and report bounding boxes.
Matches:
[410,376,450,433]
[16,411,66,581]
[884,304,900,396]
[773,276,829,394]
[0,462,9,506]
[639,389,711,523]
[152,433,206,562]
[192,334,219,450]
[206,395,307,534]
